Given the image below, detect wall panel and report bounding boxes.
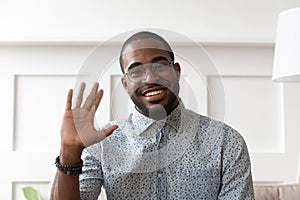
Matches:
[14,75,76,152]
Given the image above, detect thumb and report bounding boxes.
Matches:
[97,125,118,138]
[80,125,119,147]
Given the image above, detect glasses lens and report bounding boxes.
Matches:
[127,61,173,82]
[128,67,144,82]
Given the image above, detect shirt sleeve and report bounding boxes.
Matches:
[79,144,103,200]
[217,126,255,200]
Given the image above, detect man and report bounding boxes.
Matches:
[51,31,254,199]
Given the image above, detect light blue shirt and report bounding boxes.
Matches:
[79,103,254,199]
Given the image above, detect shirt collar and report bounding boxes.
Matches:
[130,101,184,135]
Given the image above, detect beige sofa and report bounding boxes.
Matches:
[254,158,300,200]
[254,183,300,200]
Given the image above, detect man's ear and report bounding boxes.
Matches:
[121,76,129,93]
[173,62,181,79]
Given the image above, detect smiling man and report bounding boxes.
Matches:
[120,37,180,120]
[51,31,255,200]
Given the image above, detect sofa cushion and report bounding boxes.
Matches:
[254,184,300,200]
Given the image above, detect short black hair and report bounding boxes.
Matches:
[119,31,174,73]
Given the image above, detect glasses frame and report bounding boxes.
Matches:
[124,60,175,83]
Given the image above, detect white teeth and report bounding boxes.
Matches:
[144,90,163,97]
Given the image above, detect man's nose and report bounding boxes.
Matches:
[143,68,159,83]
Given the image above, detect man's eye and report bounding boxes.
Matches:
[154,64,167,71]
[129,69,143,77]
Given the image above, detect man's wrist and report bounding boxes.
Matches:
[55,156,83,176]
[60,145,83,164]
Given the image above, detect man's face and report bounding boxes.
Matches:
[121,39,181,119]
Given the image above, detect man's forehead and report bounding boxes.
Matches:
[122,38,170,55]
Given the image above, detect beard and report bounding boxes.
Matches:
[131,81,180,120]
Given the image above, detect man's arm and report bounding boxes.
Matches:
[50,83,117,200]
[218,127,255,200]
[51,147,83,200]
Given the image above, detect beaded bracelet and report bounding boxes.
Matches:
[55,156,83,176]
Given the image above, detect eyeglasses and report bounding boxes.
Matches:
[124,60,174,83]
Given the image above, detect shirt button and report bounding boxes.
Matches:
[158,172,163,178]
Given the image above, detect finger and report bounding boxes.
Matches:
[94,89,104,111]
[80,125,118,147]
[75,82,86,108]
[65,89,73,110]
[100,125,118,137]
[83,82,99,110]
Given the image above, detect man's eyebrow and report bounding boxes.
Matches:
[127,56,169,71]
[151,56,169,63]
[128,62,143,71]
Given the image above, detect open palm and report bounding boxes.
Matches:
[61,82,118,150]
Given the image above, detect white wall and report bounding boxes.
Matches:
[2,0,300,199]
[0,0,300,43]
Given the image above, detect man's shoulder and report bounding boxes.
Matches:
[183,108,244,141]
[182,108,227,129]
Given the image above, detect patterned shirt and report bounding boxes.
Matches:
[79,102,255,199]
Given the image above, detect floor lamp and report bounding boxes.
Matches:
[273,7,300,82]
[272,7,300,183]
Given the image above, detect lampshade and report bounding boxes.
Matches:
[272,7,300,82]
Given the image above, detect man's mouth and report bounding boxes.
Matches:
[138,85,169,102]
[143,89,164,97]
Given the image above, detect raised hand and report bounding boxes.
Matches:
[60,82,118,155]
